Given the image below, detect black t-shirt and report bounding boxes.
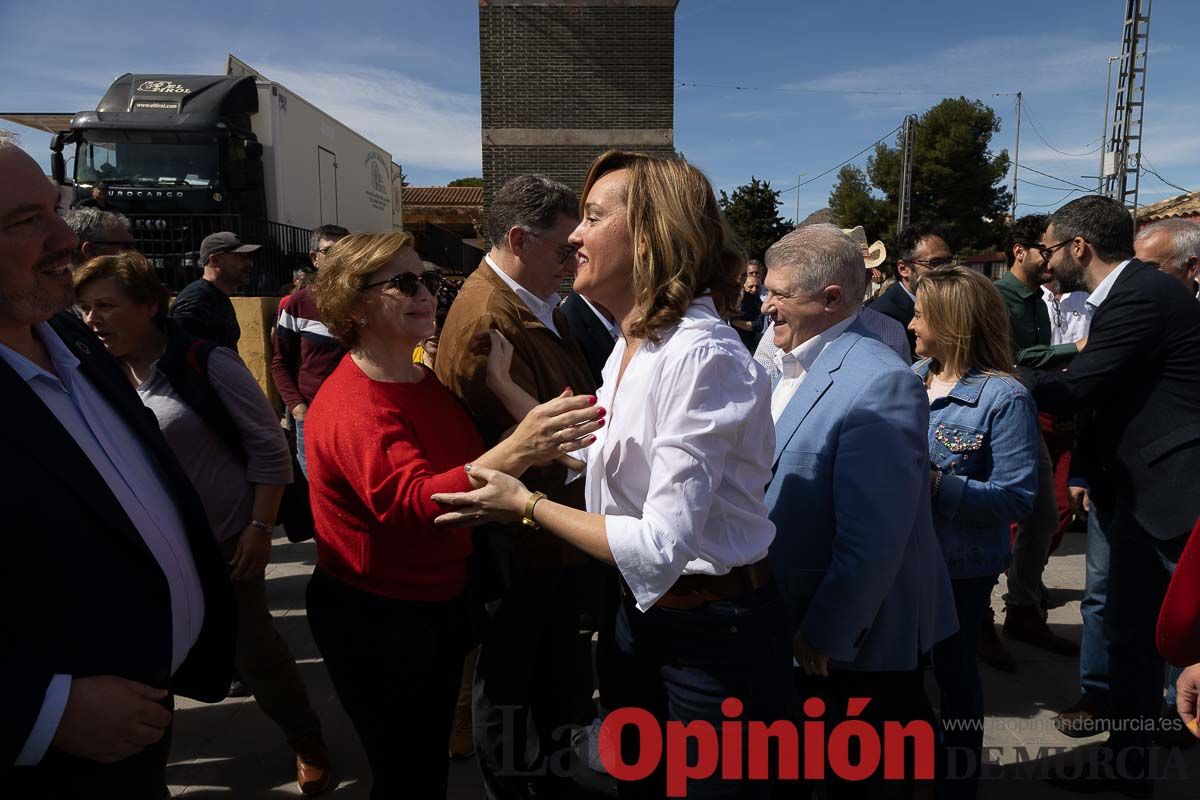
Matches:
[736,291,764,351]
[169,279,241,350]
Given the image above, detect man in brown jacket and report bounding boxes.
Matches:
[436,174,599,798]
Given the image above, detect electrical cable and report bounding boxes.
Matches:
[1016,164,1092,192]
[776,125,903,195]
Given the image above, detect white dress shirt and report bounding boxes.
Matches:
[578,297,777,611]
[1041,286,1091,345]
[756,308,905,382]
[486,254,562,338]
[0,322,205,765]
[770,314,858,423]
[1084,259,1132,313]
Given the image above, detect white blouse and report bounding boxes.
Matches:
[581,296,777,611]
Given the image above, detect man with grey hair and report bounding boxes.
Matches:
[435,174,598,800]
[62,207,135,268]
[763,223,956,797]
[753,225,910,379]
[1135,217,1200,299]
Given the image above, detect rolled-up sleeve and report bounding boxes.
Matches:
[206,348,293,486]
[605,347,754,610]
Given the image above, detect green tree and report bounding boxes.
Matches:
[448,177,484,187]
[828,165,888,237]
[828,97,1011,252]
[719,177,793,261]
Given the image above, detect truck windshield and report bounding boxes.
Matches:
[75,137,219,187]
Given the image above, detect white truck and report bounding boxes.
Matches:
[44,54,403,288]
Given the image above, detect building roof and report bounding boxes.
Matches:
[1137,191,1200,223]
[404,186,483,207]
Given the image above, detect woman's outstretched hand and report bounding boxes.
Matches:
[511,388,605,469]
[433,464,531,527]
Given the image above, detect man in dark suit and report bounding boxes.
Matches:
[0,142,234,797]
[1021,195,1200,797]
[560,290,617,387]
[868,224,954,359]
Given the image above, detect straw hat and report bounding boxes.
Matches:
[841,226,888,269]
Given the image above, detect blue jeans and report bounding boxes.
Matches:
[295,417,308,480]
[1078,503,1182,709]
[932,574,998,800]
[610,583,791,799]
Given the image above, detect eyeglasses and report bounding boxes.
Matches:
[528,231,578,266]
[907,256,958,269]
[360,270,441,297]
[314,246,333,256]
[1036,238,1078,259]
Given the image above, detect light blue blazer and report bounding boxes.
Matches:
[765,322,959,672]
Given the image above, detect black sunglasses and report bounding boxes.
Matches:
[360,270,441,297]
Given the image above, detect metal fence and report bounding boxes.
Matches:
[128,214,312,295]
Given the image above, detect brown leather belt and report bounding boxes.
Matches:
[630,559,772,611]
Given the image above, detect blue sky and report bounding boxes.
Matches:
[2,0,1196,224]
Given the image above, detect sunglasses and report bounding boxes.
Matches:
[360,270,441,297]
[908,256,958,269]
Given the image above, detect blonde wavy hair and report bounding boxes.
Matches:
[580,151,744,341]
[913,265,1013,378]
[312,231,414,347]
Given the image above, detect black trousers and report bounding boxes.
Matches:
[307,568,476,800]
[473,566,588,800]
[773,667,936,800]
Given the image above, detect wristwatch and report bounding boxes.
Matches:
[521,492,547,530]
[248,519,274,532]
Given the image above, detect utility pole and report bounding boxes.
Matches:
[1101,0,1152,219]
[795,173,802,226]
[1098,56,1119,194]
[896,114,917,233]
[1010,91,1022,220]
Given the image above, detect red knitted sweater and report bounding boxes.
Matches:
[306,357,483,600]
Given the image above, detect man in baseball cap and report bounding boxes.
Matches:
[170,232,261,349]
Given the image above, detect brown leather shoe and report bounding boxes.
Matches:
[291,734,332,796]
[1003,603,1080,656]
[1052,696,1110,739]
[977,607,1017,672]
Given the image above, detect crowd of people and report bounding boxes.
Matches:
[3,134,1200,800]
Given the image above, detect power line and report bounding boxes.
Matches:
[777,125,902,195]
[1018,178,1083,192]
[1016,164,1092,192]
[1140,156,1192,194]
[1021,101,1103,158]
[1019,188,1085,208]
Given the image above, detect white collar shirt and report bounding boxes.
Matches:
[770,314,858,423]
[576,297,777,611]
[1084,259,1132,314]
[1041,285,1092,345]
[580,294,619,341]
[486,253,562,338]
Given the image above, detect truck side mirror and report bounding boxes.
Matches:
[51,152,66,184]
[50,132,67,184]
[244,140,263,159]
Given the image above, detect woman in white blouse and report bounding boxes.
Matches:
[434,151,790,799]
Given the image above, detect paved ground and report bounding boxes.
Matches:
[167,529,1199,798]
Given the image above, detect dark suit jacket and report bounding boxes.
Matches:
[2,313,235,792]
[867,280,917,358]
[560,291,616,388]
[1022,260,1200,540]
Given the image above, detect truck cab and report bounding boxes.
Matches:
[54,74,266,218]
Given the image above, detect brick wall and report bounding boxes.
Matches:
[479,0,677,239]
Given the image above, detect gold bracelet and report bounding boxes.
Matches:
[522,491,547,530]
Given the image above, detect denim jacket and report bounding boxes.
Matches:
[913,360,1039,579]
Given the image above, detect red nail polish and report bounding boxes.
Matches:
[597,407,606,417]
[597,418,605,427]
[588,396,598,406]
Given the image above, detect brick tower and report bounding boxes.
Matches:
[478,0,678,240]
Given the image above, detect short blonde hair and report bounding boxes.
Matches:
[579,151,744,341]
[313,231,414,347]
[913,266,1013,377]
[73,251,170,324]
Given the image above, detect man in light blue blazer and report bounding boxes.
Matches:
[761,225,957,799]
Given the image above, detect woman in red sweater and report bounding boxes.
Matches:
[304,231,603,799]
